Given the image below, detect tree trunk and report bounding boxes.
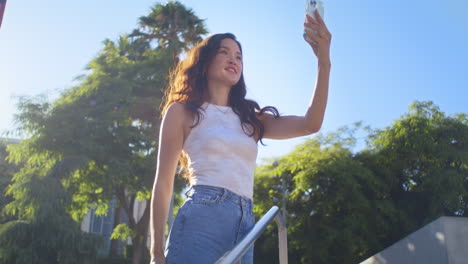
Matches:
[110,202,122,257]
[131,200,151,264]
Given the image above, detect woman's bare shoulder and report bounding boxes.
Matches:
[164,102,192,118]
[164,102,195,140]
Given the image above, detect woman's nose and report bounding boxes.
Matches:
[227,54,236,64]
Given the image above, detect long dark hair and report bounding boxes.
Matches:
[161,33,280,178]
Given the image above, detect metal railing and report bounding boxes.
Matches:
[215,206,288,264]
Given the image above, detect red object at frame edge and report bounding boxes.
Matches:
[0,0,7,29]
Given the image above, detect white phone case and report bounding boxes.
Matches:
[304,0,325,44]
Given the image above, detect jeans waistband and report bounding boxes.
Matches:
[185,185,253,206]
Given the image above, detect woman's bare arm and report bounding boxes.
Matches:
[258,63,330,140]
[258,10,332,140]
[150,103,187,262]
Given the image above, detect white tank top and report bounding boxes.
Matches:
[183,102,258,199]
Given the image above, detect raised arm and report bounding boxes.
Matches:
[259,9,332,140]
[150,103,187,264]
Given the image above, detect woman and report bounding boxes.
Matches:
[150,11,331,264]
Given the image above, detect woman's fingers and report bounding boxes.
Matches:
[304,22,319,31]
[314,9,325,26]
[304,22,325,41]
[306,14,319,25]
[305,16,329,37]
[304,9,332,57]
[304,28,320,43]
[305,11,331,38]
[313,10,332,38]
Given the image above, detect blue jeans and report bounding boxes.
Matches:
[165,185,255,264]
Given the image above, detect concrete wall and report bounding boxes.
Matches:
[360,217,468,264]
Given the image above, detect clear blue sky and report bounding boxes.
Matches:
[1,0,467,165]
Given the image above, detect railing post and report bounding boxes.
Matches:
[215,206,288,264]
[275,212,288,264]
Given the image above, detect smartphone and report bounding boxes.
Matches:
[304,0,325,44]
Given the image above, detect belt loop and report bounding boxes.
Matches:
[221,187,227,202]
[184,186,194,198]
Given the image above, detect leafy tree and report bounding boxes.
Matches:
[0,136,100,264]
[363,101,468,240]
[0,140,17,224]
[4,2,207,263]
[253,101,467,264]
[254,125,394,264]
[4,42,162,263]
[130,0,207,60]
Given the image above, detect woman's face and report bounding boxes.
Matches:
[205,38,243,87]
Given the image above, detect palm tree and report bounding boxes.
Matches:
[130,1,208,61]
[124,2,208,264]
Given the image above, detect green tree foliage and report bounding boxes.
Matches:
[365,101,468,231]
[0,138,101,264]
[0,141,17,224]
[3,2,207,263]
[254,125,392,263]
[253,101,467,264]
[130,1,207,60]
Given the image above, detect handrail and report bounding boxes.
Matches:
[215,205,288,264]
